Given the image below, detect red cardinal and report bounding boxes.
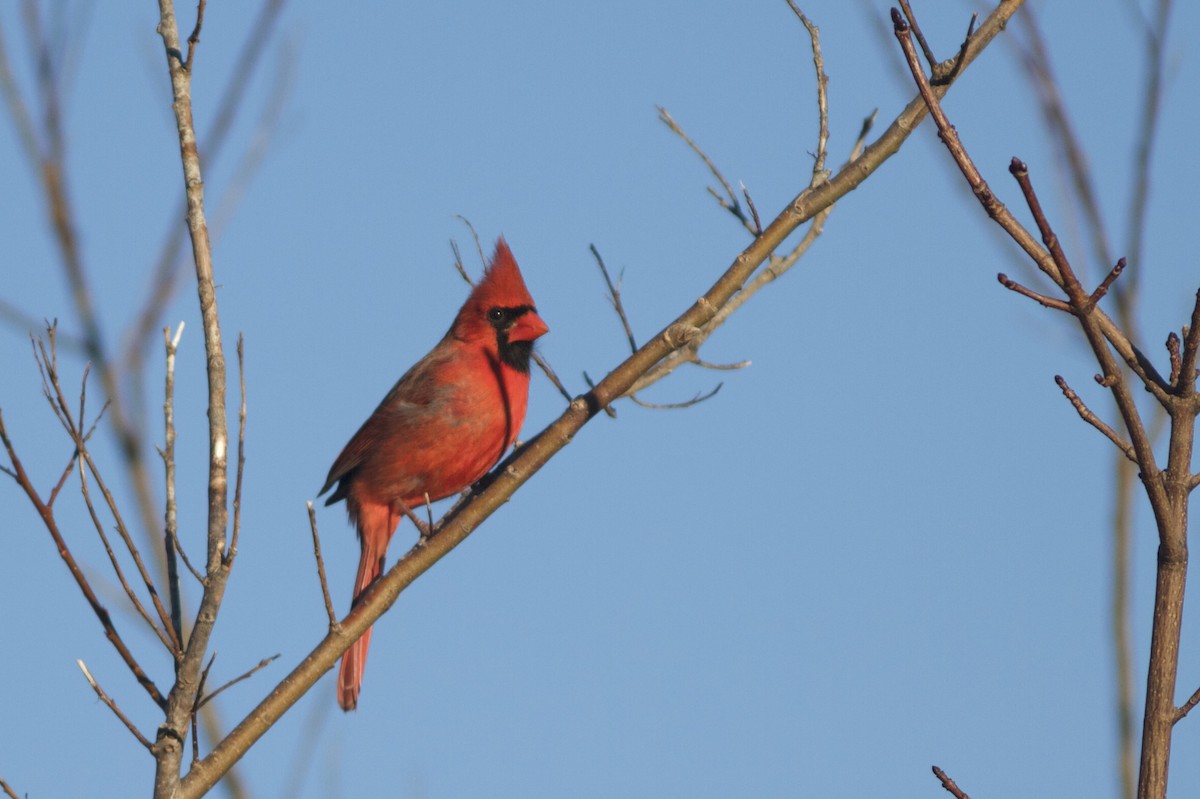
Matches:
[319,237,548,711]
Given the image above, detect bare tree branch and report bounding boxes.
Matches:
[227,335,247,564]
[307,501,339,629]
[590,244,637,354]
[152,2,237,795]
[197,654,280,710]
[77,659,153,750]
[1054,375,1137,463]
[892,8,1197,799]
[1174,684,1200,724]
[0,775,19,799]
[931,765,972,799]
[0,409,167,709]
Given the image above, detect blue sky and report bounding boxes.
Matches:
[3,1,1200,797]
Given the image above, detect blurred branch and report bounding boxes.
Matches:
[0,385,167,710]
[1123,0,1172,308]
[124,0,290,386]
[1010,11,1174,795]
[1010,8,1113,277]
[29,337,183,656]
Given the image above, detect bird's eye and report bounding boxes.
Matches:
[487,307,505,322]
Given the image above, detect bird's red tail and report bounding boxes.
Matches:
[337,506,393,711]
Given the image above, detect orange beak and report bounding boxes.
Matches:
[510,311,549,343]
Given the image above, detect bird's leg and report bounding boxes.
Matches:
[394,497,432,540]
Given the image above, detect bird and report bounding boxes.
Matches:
[319,237,548,711]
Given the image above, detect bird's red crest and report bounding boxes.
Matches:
[452,236,539,338]
[471,237,535,308]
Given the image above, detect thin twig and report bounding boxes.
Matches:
[532,352,573,405]
[1178,288,1200,395]
[198,654,280,709]
[657,105,758,236]
[455,214,487,269]
[228,334,247,563]
[740,181,763,235]
[629,383,722,409]
[1166,333,1182,389]
[940,12,979,84]
[47,399,107,507]
[695,357,752,371]
[193,652,218,764]
[997,273,1072,312]
[77,448,178,652]
[891,8,1172,404]
[449,238,472,285]
[630,11,846,399]
[1089,258,1127,309]
[590,244,637,354]
[898,0,939,72]
[1054,376,1138,463]
[786,2,829,182]
[0,408,166,707]
[307,501,338,629]
[1007,159,1086,302]
[162,322,196,654]
[33,329,182,652]
[80,443,181,651]
[183,0,206,72]
[1174,684,1200,724]
[931,765,971,799]
[0,775,19,799]
[77,660,153,750]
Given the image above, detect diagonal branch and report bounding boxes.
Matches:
[931,765,972,799]
[77,659,153,750]
[0,409,166,709]
[1054,375,1137,464]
